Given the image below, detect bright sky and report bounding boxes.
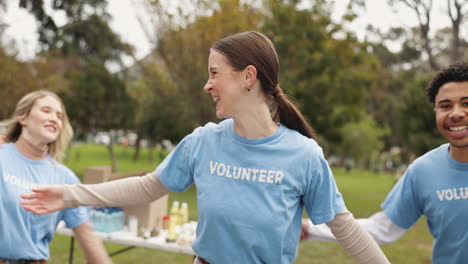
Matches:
[1,0,452,62]
[1,0,152,62]
[332,0,450,32]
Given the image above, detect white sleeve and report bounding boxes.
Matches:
[305,220,338,242]
[305,211,407,245]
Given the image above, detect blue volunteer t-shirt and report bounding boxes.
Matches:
[382,143,468,264]
[156,119,345,264]
[0,143,89,260]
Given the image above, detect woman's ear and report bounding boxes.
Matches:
[19,118,27,126]
[244,65,257,87]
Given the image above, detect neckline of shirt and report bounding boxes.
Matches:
[226,119,285,145]
[443,143,468,170]
[7,143,50,165]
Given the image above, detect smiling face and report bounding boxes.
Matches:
[434,81,468,150]
[203,50,248,119]
[20,95,64,145]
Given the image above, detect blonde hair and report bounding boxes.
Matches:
[1,90,73,162]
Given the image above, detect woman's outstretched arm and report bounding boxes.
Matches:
[303,211,406,245]
[326,209,390,264]
[21,173,169,214]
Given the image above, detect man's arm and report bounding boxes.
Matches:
[73,221,113,264]
[303,211,407,245]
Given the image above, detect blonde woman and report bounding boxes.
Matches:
[0,90,111,264]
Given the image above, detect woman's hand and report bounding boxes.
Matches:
[300,218,311,241]
[21,185,66,215]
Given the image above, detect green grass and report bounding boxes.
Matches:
[63,144,167,178]
[49,144,433,263]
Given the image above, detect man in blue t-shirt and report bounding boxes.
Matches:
[302,62,468,264]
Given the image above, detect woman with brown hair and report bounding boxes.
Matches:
[21,32,389,264]
[0,90,111,264]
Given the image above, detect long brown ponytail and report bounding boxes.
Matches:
[213,31,316,139]
[271,85,316,139]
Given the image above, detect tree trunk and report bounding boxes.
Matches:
[397,0,440,70]
[148,142,155,163]
[107,139,118,173]
[421,29,440,71]
[451,23,460,63]
[447,0,466,64]
[133,134,141,161]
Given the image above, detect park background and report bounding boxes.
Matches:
[1,0,467,263]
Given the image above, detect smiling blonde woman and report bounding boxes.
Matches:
[0,90,112,264]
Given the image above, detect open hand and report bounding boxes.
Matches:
[21,185,66,215]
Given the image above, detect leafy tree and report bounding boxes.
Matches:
[398,69,445,156]
[19,0,133,61]
[59,62,135,172]
[262,0,380,153]
[364,33,422,150]
[363,20,457,158]
[19,0,135,172]
[387,0,468,70]
[152,0,261,125]
[388,0,440,70]
[123,0,262,161]
[0,51,39,119]
[447,0,468,62]
[127,55,193,160]
[60,63,134,133]
[339,113,389,168]
[0,2,37,116]
[365,26,422,69]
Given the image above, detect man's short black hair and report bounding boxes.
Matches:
[426,62,468,103]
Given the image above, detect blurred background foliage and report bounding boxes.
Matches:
[0,0,466,170]
[1,0,465,262]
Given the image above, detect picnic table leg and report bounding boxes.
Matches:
[69,236,75,264]
[110,246,137,257]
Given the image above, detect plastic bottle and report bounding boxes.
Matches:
[179,202,189,226]
[162,215,170,230]
[90,207,100,231]
[128,215,138,235]
[166,201,180,242]
[112,207,125,232]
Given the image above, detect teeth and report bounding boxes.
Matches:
[46,126,56,132]
[449,126,467,132]
[213,98,219,103]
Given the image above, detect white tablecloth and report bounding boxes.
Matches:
[56,221,195,255]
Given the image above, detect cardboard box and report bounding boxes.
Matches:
[83,166,112,184]
[83,166,168,230]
